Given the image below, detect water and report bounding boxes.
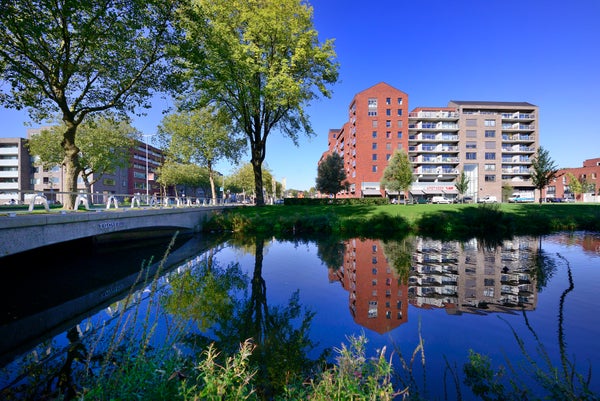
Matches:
[1,232,599,399]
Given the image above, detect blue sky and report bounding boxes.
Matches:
[2,0,599,191]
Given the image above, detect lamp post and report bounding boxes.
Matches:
[142,134,157,204]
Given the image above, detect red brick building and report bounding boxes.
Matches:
[549,158,600,202]
[320,82,409,198]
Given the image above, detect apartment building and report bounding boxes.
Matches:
[1,127,164,204]
[321,82,409,197]
[321,83,539,202]
[0,137,32,204]
[549,157,600,202]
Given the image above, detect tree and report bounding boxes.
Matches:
[156,161,209,199]
[455,170,470,203]
[530,146,559,204]
[316,153,346,199]
[380,149,413,204]
[27,115,138,204]
[566,172,594,201]
[0,1,178,209]
[157,107,245,204]
[175,0,339,206]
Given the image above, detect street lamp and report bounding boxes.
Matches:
[142,134,157,204]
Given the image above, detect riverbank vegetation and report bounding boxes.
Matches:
[204,202,600,240]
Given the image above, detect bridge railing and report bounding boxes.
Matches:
[1,189,247,213]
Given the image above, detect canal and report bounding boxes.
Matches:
[1,231,599,399]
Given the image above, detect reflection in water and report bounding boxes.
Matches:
[1,232,598,399]
[166,235,325,400]
[326,236,543,335]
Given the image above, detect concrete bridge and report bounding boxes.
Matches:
[0,206,230,258]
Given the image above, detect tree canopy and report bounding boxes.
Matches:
[454,170,470,202]
[380,149,413,203]
[175,0,339,205]
[0,0,179,209]
[316,153,346,198]
[157,106,246,203]
[27,115,138,201]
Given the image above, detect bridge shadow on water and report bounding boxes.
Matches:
[0,230,227,368]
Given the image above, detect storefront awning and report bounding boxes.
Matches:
[423,189,443,195]
[362,189,382,196]
[443,189,458,195]
[409,190,424,196]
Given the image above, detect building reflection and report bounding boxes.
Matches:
[329,236,540,334]
[329,238,409,334]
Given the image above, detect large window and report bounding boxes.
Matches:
[466,119,477,127]
[466,141,477,149]
[484,119,496,126]
[485,130,496,137]
[485,141,496,149]
[372,142,377,150]
[466,152,477,160]
[368,97,377,116]
[466,130,477,138]
[485,152,496,160]
[484,175,496,182]
[372,131,377,138]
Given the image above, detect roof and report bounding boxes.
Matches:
[449,100,537,108]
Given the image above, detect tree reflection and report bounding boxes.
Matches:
[315,235,345,271]
[382,237,414,283]
[168,235,325,400]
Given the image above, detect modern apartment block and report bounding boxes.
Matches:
[0,137,32,204]
[320,82,539,202]
[0,127,165,204]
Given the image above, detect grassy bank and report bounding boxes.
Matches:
[204,203,600,240]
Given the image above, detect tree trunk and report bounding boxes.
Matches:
[60,123,82,210]
[208,167,217,205]
[252,158,265,206]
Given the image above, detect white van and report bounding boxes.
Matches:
[478,195,498,204]
[431,196,451,204]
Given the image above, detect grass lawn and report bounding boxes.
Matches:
[210,202,600,239]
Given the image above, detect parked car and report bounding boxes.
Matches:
[478,195,498,204]
[431,196,451,204]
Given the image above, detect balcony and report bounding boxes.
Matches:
[501,112,535,121]
[502,134,535,142]
[408,111,459,120]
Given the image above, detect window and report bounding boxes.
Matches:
[386,97,391,105]
[397,109,403,116]
[466,152,477,160]
[484,119,496,127]
[485,152,496,160]
[397,131,402,139]
[397,97,403,105]
[484,164,496,171]
[372,165,378,172]
[485,174,496,182]
[397,143,403,150]
[372,120,378,128]
[386,131,391,138]
[386,120,391,128]
[386,143,392,150]
[372,268,377,274]
[466,141,477,149]
[372,142,377,150]
[386,154,391,160]
[372,257,378,264]
[372,131,377,138]
[485,130,495,138]
[466,130,477,138]
[372,154,377,160]
[485,141,496,149]
[397,120,403,128]
[368,97,378,116]
[386,109,391,116]
[466,119,477,127]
